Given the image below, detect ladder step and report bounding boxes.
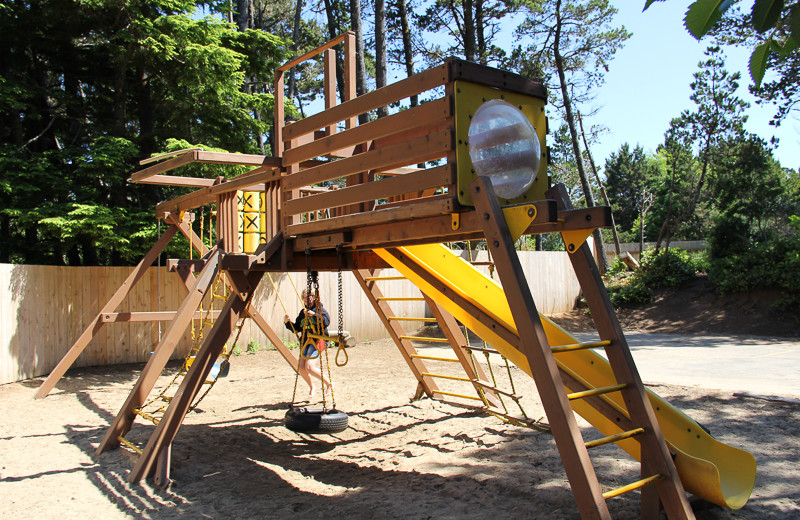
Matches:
[364,276,406,281]
[472,379,522,400]
[462,345,499,355]
[470,261,494,266]
[433,390,483,401]
[399,335,450,343]
[410,354,461,363]
[602,474,663,500]
[117,435,143,455]
[132,408,161,425]
[567,383,627,401]
[481,407,551,431]
[388,316,439,322]
[585,428,645,449]
[377,297,425,301]
[551,340,612,354]
[422,372,471,382]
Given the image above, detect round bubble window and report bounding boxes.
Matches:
[467,99,541,199]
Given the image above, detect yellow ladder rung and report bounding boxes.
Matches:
[433,390,483,401]
[602,474,663,500]
[462,345,499,354]
[203,320,215,326]
[117,436,143,455]
[567,383,627,401]
[213,294,227,299]
[399,335,450,343]
[585,428,646,449]
[364,276,406,281]
[377,297,425,301]
[132,408,161,425]
[551,340,612,354]
[482,407,550,431]
[410,354,461,362]
[472,379,522,400]
[388,316,439,322]
[422,372,471,382]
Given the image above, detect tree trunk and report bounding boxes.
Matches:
[578,111,620,257]
[375,0,388,118]
[287,0,304,101]
[235,0,252,31]
[397,0,417,107]
[350,0,369,123]
[324,0,346,102]
[475,0,486,64]
[553,0,608,273]
[463,0,476,61]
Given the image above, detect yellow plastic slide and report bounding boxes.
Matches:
[375,244,756,509]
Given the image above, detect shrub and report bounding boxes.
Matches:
[606,248,704,307]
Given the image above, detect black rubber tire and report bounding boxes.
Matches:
[284,407,349,434]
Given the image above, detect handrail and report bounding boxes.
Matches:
[277,32,351,72]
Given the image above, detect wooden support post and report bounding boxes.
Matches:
[422,295,501,407]
[471,177,611,520]
[128,270,264,483]
[549,184,693,520]
[95,250,222,455]
[353,269,440,397]
[35,224,181,399]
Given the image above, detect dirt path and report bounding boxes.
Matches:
[1,338,798,519]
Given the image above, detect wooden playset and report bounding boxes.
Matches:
[35,33,756,520]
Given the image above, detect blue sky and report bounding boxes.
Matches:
[588,2,799,171]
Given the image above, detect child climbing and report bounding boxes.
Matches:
[285,289,333,401]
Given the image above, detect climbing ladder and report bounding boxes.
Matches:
[470,178,693,519]
[354,269,536,419]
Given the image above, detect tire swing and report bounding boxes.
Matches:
[284,249,349,435]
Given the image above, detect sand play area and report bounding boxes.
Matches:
[1,336,799,519]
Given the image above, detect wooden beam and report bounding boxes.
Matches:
[128,270,264,482]
[95,249,222,455]
[286,197,455,237]
[471,176,610,519]
[284,164,453,217]
[34,224,181,399]
[283,129,452,190]
[100,311,222,322]
[284,64,448,142]
[282,98,451,166]
[277,32,349,72]
[447,57,546,99]
[135,175,217,187]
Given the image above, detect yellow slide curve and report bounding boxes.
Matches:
[375,244,756,510]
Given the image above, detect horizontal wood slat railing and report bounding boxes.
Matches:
[282,98,452,166]
[284,164,454,216]
[283,64,449,142]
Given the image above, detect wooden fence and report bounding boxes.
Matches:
[1,250,582,385]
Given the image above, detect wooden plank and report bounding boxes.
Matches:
[274,69,284,156]
[134,175,217,187]
[283,98,451,166]
[154,169,278,216]
[470,177,610,519]
[324,48,336,137]
[286,197,454,237]
[447,58,547,99]
[34,225,179,398]
[283,129,452,190]
[96,250,222,456]
[130,152,198,182]
[284,164,453,216]
[344,32,356,129]
[277,32,348,72]
[284,64,448,141]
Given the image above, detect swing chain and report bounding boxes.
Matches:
[337,244,344,346]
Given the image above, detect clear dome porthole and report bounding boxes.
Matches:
[467,99,541,199]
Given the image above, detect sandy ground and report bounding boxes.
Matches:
[1,337,799,520]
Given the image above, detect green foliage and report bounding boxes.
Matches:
[606,249,705,307]
[645,0,799,87]
[708,232,800,309]
[231,344,243,356]
[0,1,289,265]
[246,339,261,354]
